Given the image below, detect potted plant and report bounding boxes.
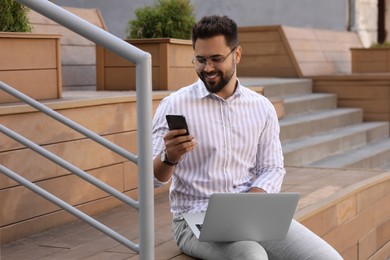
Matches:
[351,42,390,73]
[96,0,198,91]
[0,0,62,103]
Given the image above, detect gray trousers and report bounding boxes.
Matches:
[173,219,343,260]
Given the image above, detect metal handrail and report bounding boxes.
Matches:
[0,119,137,209]
[5,1,154,259]
[0,163,139,252]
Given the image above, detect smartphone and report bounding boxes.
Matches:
[166,115,190,136]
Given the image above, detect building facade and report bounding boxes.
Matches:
[53,0,380,47]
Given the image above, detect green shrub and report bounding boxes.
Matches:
[370,42,390,48]
[127,0,196,39]
[0,0,32,32]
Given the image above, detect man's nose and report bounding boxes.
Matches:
[203,59,215,71]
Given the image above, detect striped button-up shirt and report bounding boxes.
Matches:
[152,79,285,219]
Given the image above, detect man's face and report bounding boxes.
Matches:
[193,35,239,95]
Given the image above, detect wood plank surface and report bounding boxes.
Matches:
[238,25,363,77]
[0,69,60,102]
[0,37,58,70]
[0,164,126,226]
[0,102,138,151]
[29,6,107,90]
[312,75,390,129]
[0,132,136,189]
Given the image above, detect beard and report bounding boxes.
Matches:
[197,63,235,94]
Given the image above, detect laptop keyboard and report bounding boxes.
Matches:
[196,224,203,231]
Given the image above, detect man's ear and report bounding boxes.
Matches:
[235,46,242,64]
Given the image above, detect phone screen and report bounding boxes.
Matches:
[166,115,190,136]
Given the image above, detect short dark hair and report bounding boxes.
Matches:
[191,15,238,49]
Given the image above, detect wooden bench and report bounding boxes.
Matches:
[237,25,363,78]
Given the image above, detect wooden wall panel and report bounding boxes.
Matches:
[97,39,197,91]
[0,164,124,226]
[0,32,62,103]
[0,69,60,102]
[313,75,390,127]
[29,7,107,90]
[168,68,197,88]
[238,25,362,78]
[31,24,94,45]
[1,192,127,243]
[0,102,138,151]
[240,42,288,55]
[124,162,138,191]
[167,43,194,66]
[103,67,161,90]
[0,132,136,189]
[238,26,299,78]
[0,37,57,70]
[339,100,389,113]
[299,177,390,259]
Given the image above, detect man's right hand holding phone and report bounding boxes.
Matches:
[163,128,197,165]
[154,115,197,183]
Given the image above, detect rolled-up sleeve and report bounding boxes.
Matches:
[152,97,173,187]
[251,102,286,193]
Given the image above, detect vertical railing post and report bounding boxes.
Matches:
[136,55,154,260]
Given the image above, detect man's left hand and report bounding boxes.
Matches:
[248,187,266,193]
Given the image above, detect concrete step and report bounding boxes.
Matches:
[240,77,390,171]
[382,161,390,170]
[240,77,312,97]
[282,122,390,166]
[309,139,390,169]
[279,108,363,142]
[283,93,337,117]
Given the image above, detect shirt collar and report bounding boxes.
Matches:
[196,78,244,100]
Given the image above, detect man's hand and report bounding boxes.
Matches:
[164,129,197,163]
[153,129,197,183]
[248,187,266,193]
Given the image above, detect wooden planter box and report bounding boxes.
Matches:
[96,38,197,91]
[0,32,62,103]
[351,47,390,73]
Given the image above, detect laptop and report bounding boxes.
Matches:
[182,192,300,242]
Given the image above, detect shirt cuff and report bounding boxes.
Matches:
[154,175,171,187]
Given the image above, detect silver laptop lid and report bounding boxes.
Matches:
[184,192,300,242]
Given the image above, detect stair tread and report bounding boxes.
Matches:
[283,93,336,103]
[282,122,389,153]
[279,108,362,125]
[309,139,390,167]
[242,77,390,171]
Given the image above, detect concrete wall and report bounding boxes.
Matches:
[53,0,349,39]
[354,0,378,47]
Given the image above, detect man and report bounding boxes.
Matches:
[152,15,343,259]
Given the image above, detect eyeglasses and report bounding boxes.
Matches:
[192,47,237,68]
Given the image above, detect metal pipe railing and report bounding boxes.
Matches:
[0,164,139,252]
[0,123,138,209]
[0,82,137,163]
[13,1,154,259]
